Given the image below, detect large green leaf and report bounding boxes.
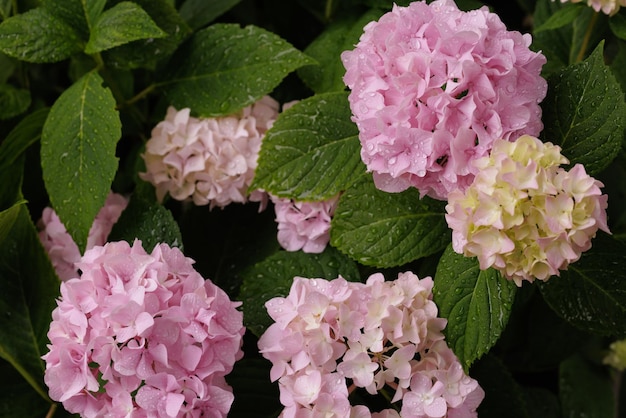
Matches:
[298,9,383,94]
[251,92,364,201]
[41,71,121,252]
[161,23,315,117]
[538,232,626,337]
[0,8,82,63]
[331,175,450,267]
[239,247,360,337]
[532,0,573,75]
[178,0,242,30]
[104,0,191,70]
[534,2,583,33]
[541,42,626,176]
[0,84,30,119]
[42,0,106,40]
[559,354,614,418]
[0,359,51,418]
[85,1,166,54]
[0,204,59,401]
[433,245,517,372]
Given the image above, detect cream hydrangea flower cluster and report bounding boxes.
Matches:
[445,135,610,285]
[42,240,245,417]
[559,0,626,15]
[140,96,279,208]
[258,272,484,418]
[38,192,128,281]
[342,0,547,199]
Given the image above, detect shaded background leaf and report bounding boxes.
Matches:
[559,354,614,418]
[0,84,30,119]
[331,175,450,267]
[252,92,364,200]
[538,232,626,337]
[179,0,242,31]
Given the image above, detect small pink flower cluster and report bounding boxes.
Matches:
[42,240,245,417]
[258,272,484,418]
[341,0,547,200]
[558,0,626,15]
[140,96,279,208]
[38,192,128,281]
[445,135,610,285]
[271,194,340,253]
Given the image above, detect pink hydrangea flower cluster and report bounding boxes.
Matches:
[140,96,279,208]
[558,0,626,15]
[445,135,610,285]
[42,240,245,417]
[38,192,128,281]
[271,194,340,253]
[341,0,547,200]
[258,272,484,418]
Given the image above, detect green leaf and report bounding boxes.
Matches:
[85,2,166,54]
[0,52,15,83]
[433,245,517,372]
[41,71,121,252]
[610,12,626,40]
[0,8,82,63]
[538,232,626,337]
[107,191,183,254]
[161,23,315,117]
[523,387,561,418]
[541,42,626,175]
[178,0,242,30]
[0,359,51,418]
[534,2,583,33]
[472,354,531,418]
[103,0,191,70]
[559,354,614,418]
[0,84,30,119]
[570,7,608,64]
[42,0,106,40]
[609,39,626,96]
[532,0,573,75]
[330,175,450,267]
[0,204,59,401]
[298,9,383,94]
[0,0,11,21]
[251,92,363,200]
[0,108,49,172]
[239,247,360,337]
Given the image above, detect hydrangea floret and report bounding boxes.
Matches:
[558,0,626,15]
[42,240,245,417]
[445,135,610,285]
[271,194,340,253]
[258,272,484,417]
[341,0,547,199]
[140,96,279,209]
[38,192,128,281]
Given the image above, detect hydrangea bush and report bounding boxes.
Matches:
[0,0,626,417]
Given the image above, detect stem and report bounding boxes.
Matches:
[324,0,334,21]
[122,83,157,108]
[45,403,57,418]
[575,11,599,63]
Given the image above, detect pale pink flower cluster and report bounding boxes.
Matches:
[38,192,128,281]
[445,135,610,285]
[558,0,626,15]
[271,194,340,253]
[341,0,547,200]
[42,240,245,418]
[258,272,484,418]
[140,96,279,208]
